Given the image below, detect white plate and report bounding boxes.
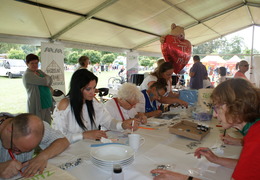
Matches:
[91,156,134,165]
[90,144,134,162]
[92,158,134,170]
[92,158,134,167]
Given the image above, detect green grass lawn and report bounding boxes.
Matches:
[0,70,121,114]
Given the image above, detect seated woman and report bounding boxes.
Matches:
[135,79,167,117]
[140,62,188,107]
[104,83,147,124]
[151,78,260,179]
[52,69,139,143]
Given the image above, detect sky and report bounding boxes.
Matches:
[225,26,260,52]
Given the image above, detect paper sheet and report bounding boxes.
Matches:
[13,164,78,180]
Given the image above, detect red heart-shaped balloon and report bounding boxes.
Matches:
[161,35,192,74]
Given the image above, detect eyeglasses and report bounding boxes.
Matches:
[9,124,22,154]
[213,104,224,114]
[243,64,249,67]
[156,88,164,98]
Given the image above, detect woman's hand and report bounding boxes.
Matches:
[150,169,188,180]
[135,113,147,124]
[154,110,163,117]
[194,147,219,164]
[82,130,107,140]
[220,134,243,146]
[122,118,140,131]
[177,99,188,108]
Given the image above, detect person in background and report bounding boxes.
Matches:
[118,65,126,83]
[23,54,53,124]
[152,78,260,179]
[189,55,208,89]
[0,113,69,179]
[77,56,89,69]
[135,79,167,117]
[203,76,214,88]
[140,62,188,107]
[234,60,249,80]
[104,83,147,124]
[218,66,227,84]
[52,69,139,144]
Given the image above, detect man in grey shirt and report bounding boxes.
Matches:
[0,113,70,179]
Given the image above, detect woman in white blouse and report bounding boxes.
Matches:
[52,69,139,143]
[104,83,147,124]
[140,61,188,107]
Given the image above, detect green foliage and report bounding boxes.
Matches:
[139,56,157,67]
[193,36,246,60]
[20,45,39,55]
[81,50,102,64]
[0,43,20,54]
[7,49,26,59]
[101,53,115,65]
[140,59,151,67]
[68,51,80,64]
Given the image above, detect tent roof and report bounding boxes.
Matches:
[227,55,242,63]
[0,0,260,56]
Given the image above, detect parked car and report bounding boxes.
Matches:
[0,59,27,78]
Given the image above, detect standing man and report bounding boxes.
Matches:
[0,113,69,179]
[189,55,208,89]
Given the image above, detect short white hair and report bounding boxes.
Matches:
[117,83,142,102]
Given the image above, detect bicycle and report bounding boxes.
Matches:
[108,75,126,89]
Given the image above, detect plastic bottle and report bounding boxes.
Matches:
[186,79,190,89]
[112,164,124,180]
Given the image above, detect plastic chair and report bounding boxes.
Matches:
[52,89,65,107]
[97,88,109,103]
[53,89,65,97]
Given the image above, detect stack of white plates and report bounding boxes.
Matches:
[90,144,135,170]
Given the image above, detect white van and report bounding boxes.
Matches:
[0,59,27,78]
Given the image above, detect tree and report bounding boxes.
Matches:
[139,56,157,67]
[193,36,246,60]
[67,51,80,64]
[81,50,102,64]
[140,59,151,67]
[101,53,115,65]
[0,43,20,54]
[7,49,26,59]
[21,45,39,55]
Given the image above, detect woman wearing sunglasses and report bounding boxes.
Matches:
[234,60,249,80]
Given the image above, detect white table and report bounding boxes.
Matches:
[49,118,242,180]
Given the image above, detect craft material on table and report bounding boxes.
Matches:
[186,147,218,154]
[169,120,210,141]
[14,164,78,180]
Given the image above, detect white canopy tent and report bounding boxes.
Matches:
[201,55,226,67]
[0,0,260,57]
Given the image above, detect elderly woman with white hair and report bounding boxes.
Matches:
[104,83,147,124]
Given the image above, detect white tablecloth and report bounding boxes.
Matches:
[49,117,242,180]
